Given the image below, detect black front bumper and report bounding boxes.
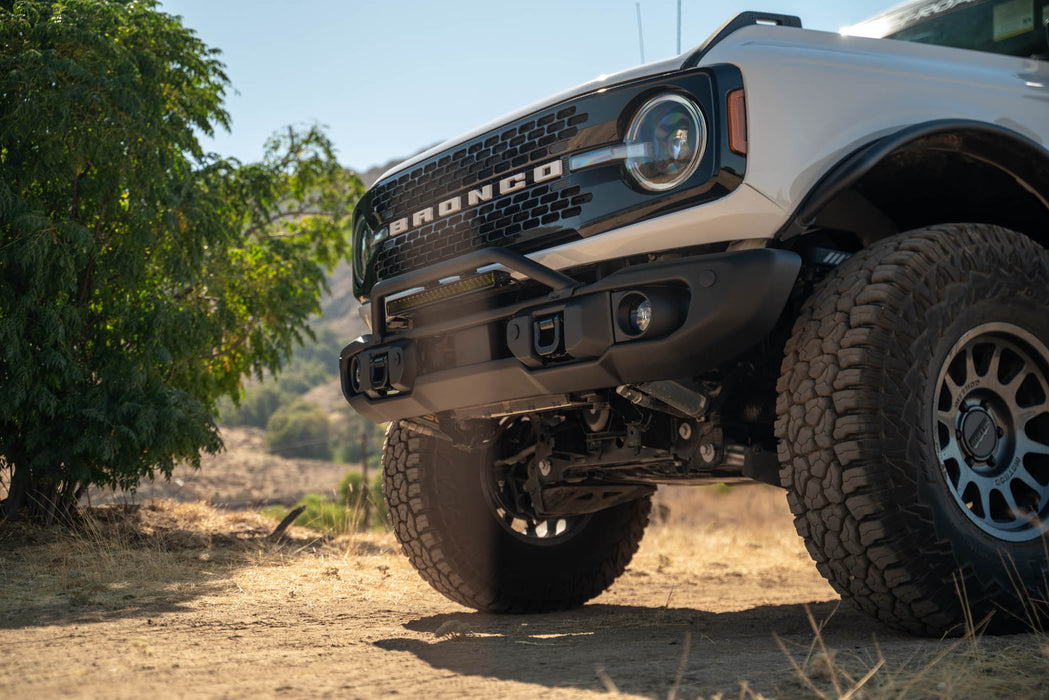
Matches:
[340,247,800,423]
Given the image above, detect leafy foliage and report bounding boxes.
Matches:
[258,322,344,395]
[220,322,386,459]
[265,400,332,460]
[332,407,388,463]
[261,493,349,534]
[217,324,341,426]
[338,469,388,529]
[219,383,294,430]
[0,0,363,520]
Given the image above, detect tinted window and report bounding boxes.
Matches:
[850,0,1048,58]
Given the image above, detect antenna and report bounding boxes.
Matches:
[677,0,682,54]
[636,3,645,63]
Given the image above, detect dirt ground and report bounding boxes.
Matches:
[3,434,1046,698]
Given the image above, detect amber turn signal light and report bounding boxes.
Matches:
[727,89,747,156]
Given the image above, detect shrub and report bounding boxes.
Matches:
[331,412,388,463]
[261,469,387,534]
[221,383,294,429]
[265,401,332,460]
[261,493,347,533]
[338,470,387,529]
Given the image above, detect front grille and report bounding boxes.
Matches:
[367,106,590,283]
[370,106,588,222]
[374,184,591,281]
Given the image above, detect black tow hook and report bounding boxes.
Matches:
[533,315,563,356]
[344,342,416,398]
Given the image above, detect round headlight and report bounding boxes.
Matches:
[624,94,706,192]
[352,217,371,281]
[352,218,388,283]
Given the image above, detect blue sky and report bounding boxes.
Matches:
[160,1,895,172]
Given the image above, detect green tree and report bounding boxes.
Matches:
[219,383,294,429]
[0,1,363,521]
[276,323,345,392]
[265,400,332,460]
[331,406,388,463]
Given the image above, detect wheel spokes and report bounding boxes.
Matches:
[934,324,1049,540]
[1016,434,1049,457]
[954,434,1049,530]
[1018,402,1049,428]
[965,347,979,384]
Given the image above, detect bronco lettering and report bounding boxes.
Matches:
[388,160,563,237]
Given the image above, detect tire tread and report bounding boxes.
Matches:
[382,421,651,612]
[776,224,1049,635]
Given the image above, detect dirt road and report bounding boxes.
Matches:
[1,488,1042,698]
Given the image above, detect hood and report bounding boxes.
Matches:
[374,54,689,183]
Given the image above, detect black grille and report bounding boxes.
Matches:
[367,106,590,282]
[370,106,588,222]
[374,184,592,281]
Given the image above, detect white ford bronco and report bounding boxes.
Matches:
[341,0,1049,634]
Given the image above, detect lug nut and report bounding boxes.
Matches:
[538,459,552,477]
[699,443,716,463]
[678,422,693,440]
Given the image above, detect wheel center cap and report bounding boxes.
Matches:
[961,408,998,461]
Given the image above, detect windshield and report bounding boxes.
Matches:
[843,0,1048,58]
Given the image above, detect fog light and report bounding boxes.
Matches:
[613,288,684,341]
[629,298,652,334]
[616,291,653,338]
[349,355,362,393]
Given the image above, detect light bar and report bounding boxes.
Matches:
[385,272,500,315]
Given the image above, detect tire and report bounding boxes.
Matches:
[776,224,1049,636]
[382,420,651,612]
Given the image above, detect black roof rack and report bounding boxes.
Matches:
[684,11,803,68]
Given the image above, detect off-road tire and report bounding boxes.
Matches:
[382,420,652,612]
[777,224,1049,636]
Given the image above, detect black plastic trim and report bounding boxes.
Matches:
[683,11,802,68]
[777,119,1049,240]
[341,248,801,422]
[370,247,577,338]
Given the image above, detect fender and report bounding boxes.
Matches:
[776,119,1049,241]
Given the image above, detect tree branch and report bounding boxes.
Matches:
[242,207,323,239]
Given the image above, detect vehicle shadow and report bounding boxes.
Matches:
[374,600,924,698]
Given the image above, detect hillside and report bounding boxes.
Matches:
[87,426,359,509]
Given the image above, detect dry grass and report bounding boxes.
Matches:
[0,500,401,619]
[79,426,354,507]
[2,493,1048,699]
[767,603,1049,700]
[638,485,1049,699]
